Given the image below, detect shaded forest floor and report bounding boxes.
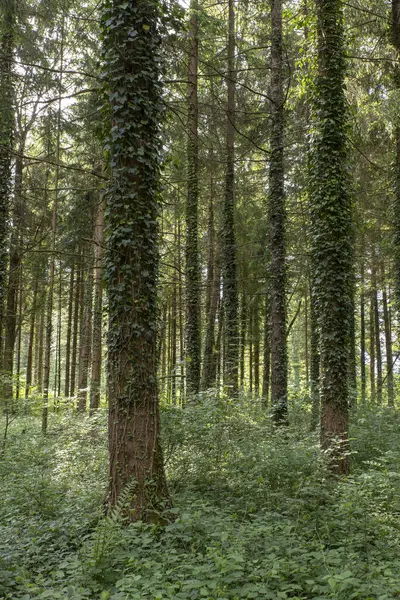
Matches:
[1,397,400,599]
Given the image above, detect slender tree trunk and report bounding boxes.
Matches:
[269,0,287,422]
[310,282,320,428]
[262,293,271,404]
[25,277,38,399]
[240,292,247,390]
[77,243,94,412]
[42,12,65,432]
[348,297,357,404]
[392,0,400,322]
[70,257,81,397]
[304,288,309,386]
[15,280,22,402]
[369,292,376,400]
[249,307,253,395]
[360,261,366,403]
[201,169,216,391]
[374,286,383,405]
[3,151,24,402]
[37,304,44,394]
[311,0,351,473]
[64,263,74,397]
[253,296,260,397]
[185,0,201,397]
[222,0,239,395]
[381,263,395,406]
[104,0,171,520]
[90,200,105,412]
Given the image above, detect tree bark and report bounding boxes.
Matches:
[311,0,351,474]
[90,200,105,411]
[360,260,366,403]
[0,1,15,372]
[104,0,171,521]
[64,263,75,398]
[269,0,287,422]
[70,256,81,397]
[185,0,201,397]
[222,0,239,395]
[381,263,394,406]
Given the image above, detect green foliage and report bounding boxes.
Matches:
[2,402,400,598]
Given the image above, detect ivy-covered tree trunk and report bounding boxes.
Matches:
[103,0,171,521]
[185,0,201,397]
[222,0,239,395]
[0,0,15,370]
[269,0,287,422]
[311,0,352,474]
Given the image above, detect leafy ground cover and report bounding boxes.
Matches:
[1,397,400,599]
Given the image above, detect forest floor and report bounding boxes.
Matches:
[1,396,400,599]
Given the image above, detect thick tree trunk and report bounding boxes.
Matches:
[311,0,351,474]
[0,1,15,373]
[222,0,239,395]
[104,0,170,521]
[269,0,287,422]
[90,201,105,411]
[185,0,201,397]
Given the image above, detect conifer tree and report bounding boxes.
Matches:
[103,0,171,520]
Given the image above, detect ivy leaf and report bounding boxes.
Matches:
[142,24,150,32]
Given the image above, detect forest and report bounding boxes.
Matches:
[1,0,400,598]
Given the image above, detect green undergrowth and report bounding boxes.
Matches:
[1,397,400,599]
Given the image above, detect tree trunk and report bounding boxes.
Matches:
[77,243,94,412]
[185,0,201,397]
[70,257,80,397]
[90,200,105,411]
[104,0,171,521]
[369,292,375,400]
[360,260,366,403]
[25,277,38,399]
[222,0,239,395]
[392,0,400,323]
[0,1,15,373]
[64,263,75,398]
[253,296,260,397]
[381,263,394,406]
[311,0,351,474]
[269,0,287,422]
[3,151,24,403]
[373,286,383,405]
[240,292,247,390]
[262,293,271,404]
